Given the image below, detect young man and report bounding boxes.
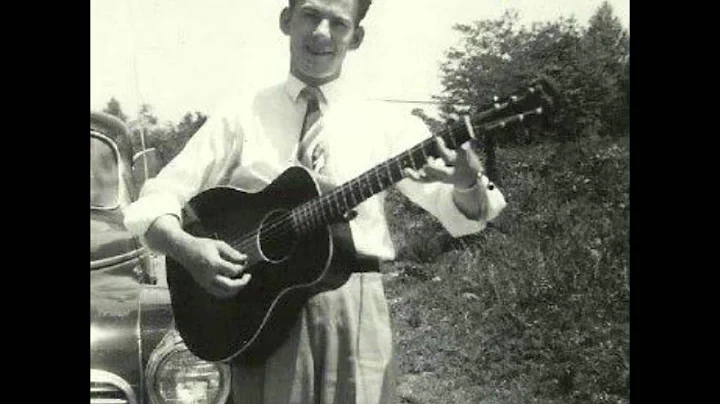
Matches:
[123,0,506,403]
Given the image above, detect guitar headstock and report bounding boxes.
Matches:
[436,79,561,150]
[473,79,559,127]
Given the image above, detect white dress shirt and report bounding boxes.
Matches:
[123,74,506,260]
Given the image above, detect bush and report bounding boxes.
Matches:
[385,136,629,404]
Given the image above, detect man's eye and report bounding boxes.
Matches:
[303,10,321,21]
[332,19,350,29]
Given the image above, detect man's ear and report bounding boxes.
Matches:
[279,7,292,35]
[349,25,365,50]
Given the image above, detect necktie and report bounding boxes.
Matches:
[298,86,325,171]
[299,86,322,144]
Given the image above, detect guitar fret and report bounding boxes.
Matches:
[359,178,367,202]
[316,199,328,225]
[326,193,343,219]
[384,160,394,184]
[340,188,351,212]
[323,196,335,221]
[356,179,365,205]
[373,167,384,191]
[360,174,373,199]
[333,193,342,217]
[373,168,390,190]
[412,146,426,169]
[348,182,358,208]
[392,158,405,182]
[369,173,378,195]
[358,177,368,201]
[419,142,429,161]
[422,140,434,159]
[406,150,418,170]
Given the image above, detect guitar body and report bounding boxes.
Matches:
[166,166,342,365]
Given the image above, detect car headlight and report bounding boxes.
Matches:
[146,330,231,404]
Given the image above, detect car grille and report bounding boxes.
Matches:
[90,370,138,404]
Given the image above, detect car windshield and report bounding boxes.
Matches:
[90,132,120,209]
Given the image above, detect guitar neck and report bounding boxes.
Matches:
[290,81,552,235]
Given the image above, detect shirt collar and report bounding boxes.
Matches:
[284,73,345,108]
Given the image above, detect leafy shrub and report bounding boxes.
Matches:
[385,136,629,404]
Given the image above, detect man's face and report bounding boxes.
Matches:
[281,0,364,86]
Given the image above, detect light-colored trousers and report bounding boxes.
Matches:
[231,272,396,404]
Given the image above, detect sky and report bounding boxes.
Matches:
[90,0,629,123]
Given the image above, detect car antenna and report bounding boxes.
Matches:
[126,0,150,183]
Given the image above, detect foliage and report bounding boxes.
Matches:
[385,136,629,404]
[152,111,208,164]
[434,2,629,142]
[101,99,207,168]
[103,97,128,122]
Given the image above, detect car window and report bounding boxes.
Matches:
[90,132,120,209]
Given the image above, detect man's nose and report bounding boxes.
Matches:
[312,18,332,39]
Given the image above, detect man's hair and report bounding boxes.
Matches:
[288,0,372,24]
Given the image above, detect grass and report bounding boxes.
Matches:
[382,135,629,404]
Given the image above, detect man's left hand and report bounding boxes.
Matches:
[403,137,483,189]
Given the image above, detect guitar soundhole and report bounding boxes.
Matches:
[257,209,297,263]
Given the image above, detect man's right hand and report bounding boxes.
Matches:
[145,215,252,299]
[175,237,251,299]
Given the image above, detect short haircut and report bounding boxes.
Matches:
[288,0,372,24]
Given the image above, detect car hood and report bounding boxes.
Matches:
[91,257,175,402]
[90,260,144,394]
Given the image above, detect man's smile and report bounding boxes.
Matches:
[306,46,334,56]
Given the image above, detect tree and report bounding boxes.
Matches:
[103,97,127,122]
[437,10,584,140]
[155,111,209,164]
[120,103,208,168]
[435,4,629,142]
[126,103,163,158]
[137,103,159,126]
[579,1,630,137]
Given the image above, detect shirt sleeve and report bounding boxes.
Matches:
[389,113,507,238]
[122,109,244,239]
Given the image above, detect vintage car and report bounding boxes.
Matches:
[90,111,233,404]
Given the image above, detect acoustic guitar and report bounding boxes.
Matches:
[166,80,558,364]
